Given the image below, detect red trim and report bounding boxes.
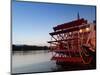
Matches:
[51,57,82,63]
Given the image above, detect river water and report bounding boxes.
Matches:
[12,50,58,74]
[12,50,95,74]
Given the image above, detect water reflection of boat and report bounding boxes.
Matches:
[48,16,96,67]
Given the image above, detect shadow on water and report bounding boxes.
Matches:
[53,62,96,72]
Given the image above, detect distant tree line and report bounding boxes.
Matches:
[12,45,50,51]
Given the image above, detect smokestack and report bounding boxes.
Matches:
[77,12,80,20]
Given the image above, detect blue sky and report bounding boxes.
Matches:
[12,0,96,46]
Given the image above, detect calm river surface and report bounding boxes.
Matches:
[12,50,58,74]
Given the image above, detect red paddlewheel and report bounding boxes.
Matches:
[51,57,83,63]
[48,18,96,65]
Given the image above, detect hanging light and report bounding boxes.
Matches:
[79,29,82,33]
[86,28,90,32]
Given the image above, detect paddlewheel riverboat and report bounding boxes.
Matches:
[48,17,96,66]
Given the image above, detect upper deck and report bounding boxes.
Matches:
[53,18,87,31]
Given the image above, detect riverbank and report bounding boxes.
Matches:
[12,45,50,51]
